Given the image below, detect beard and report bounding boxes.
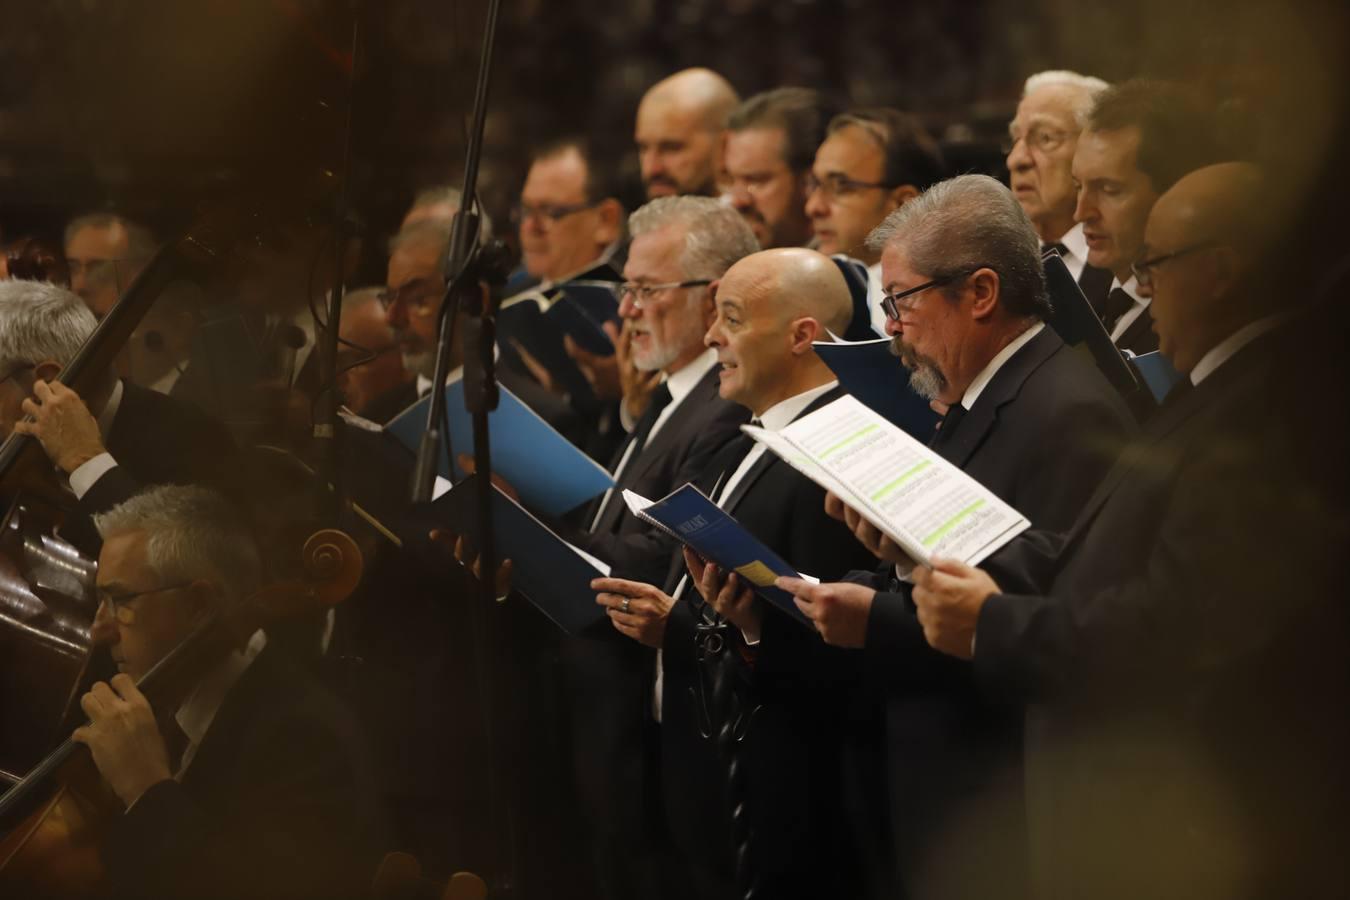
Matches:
[890,334,948,401]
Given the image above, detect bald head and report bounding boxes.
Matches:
[636,68,740,199]
[706,248,850,415]
[1144,162,1273,373]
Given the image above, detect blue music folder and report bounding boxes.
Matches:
[625,485,813,628]
[1129,351,1183,403]
[813,337,940,442]
[385,377,613,518]
[437,476,611,635]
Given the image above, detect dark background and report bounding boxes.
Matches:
[0,0,1345,285]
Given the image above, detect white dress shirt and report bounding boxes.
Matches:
[1048,222,1092,284]
[1107,275,1150,344]
[867,262,888,337]
[960,322,1045,411]
[1189,316,1283,386]
[68,379,126,499]
[174,629,268,777]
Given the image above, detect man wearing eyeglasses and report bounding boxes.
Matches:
[516,138,626,283]
[806,108,945,336]
[63,212,156,320]
[1071,80,1222,356]
[635,67,740,200]
[1006,70,1114,310]
[72,485,383,900]
[901,163,1344,900]
[333,287,413,423]
[724,87,839,250]
[776,174,1133,900]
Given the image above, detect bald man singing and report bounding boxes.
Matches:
[907,163,1346,899]
[594,249,877,900]
[635,67,740,199]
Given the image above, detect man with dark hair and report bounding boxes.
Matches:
[516,137,626,282]
[806,108,945,334]
[1073,79,1222,354]
[724,87,839,249]
[778,174,1134,900]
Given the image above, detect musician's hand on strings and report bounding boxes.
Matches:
[72,674,173,809]
[14,379,107,473]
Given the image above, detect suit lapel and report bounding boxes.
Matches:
[617,365,719,488]
[720,385,845,514]
[938,328,1063,468]
[1116,307,1156,353]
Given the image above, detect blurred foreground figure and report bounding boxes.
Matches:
[909,163,1347,900]
[63,213,156,320]
[76,485,383,900]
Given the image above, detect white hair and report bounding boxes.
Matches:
[94,485,263,609]
[628,195,760,281]
[1022,70,1110,127]
[0,280,97,372]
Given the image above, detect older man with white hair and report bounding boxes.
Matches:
[1006,70,1113,307]
[2,279,238,550]
[73,484,382,900]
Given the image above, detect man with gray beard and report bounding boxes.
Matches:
[779,174,1134,900]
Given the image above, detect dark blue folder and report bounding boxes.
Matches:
[628,484,812,628]
[437,476,610,635]
[1042,249,1140,396]
[1129,350,1183,403]
[813,337,940,442]
[384,378,613,517]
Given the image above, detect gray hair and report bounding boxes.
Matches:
[341,285,385,313]
[387,219,455,260]
[63,213,157,265]
[1022,70,1110,128]
[405,185,493,239]
[0,280,97,372]
[94,485,263,610]
[867,174,1050,320]
[628,195,760,281]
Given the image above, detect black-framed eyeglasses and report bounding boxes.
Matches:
[97,582,194,626]
[610,279,713,308]
[377,277,443,317]
[804,173,895,200]
[880,266,989,320]
[511,200,600,227]
[1130,243,1217,289]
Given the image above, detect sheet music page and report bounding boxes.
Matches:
[771,396,1030,565]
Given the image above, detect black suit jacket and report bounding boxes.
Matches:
[561,361,748,900]
[1077,262,1114,317]
[1113,304,1159,356]
[974,328,1344,899]
[66,381,241,552]
[855,326,1136,900]
[659,385,878,900]
[103,643,385,900]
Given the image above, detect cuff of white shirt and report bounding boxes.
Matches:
[893,559,919,584]
[739,627,761,646]
[69,452,119,500]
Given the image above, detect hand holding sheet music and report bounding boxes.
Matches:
[744,395,1030,568]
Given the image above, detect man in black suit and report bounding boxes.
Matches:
[1006,70,1114,311]
[592,247,875,899]
[544,196,756,900]
[910,164,1346,899]
[1071,80,1223,356]
[71,484,382,900]
[777,174,1135,900]
[1,280,240,551]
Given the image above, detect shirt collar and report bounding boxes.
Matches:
[1110,273,1149,306]
[960,321,1045,411]
[757,380,839,432]
[96,378,125,441]
[175,629,267,751]
[1057,222,1090,265]
[663,347,718,403]
[1189,315,1283,386]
